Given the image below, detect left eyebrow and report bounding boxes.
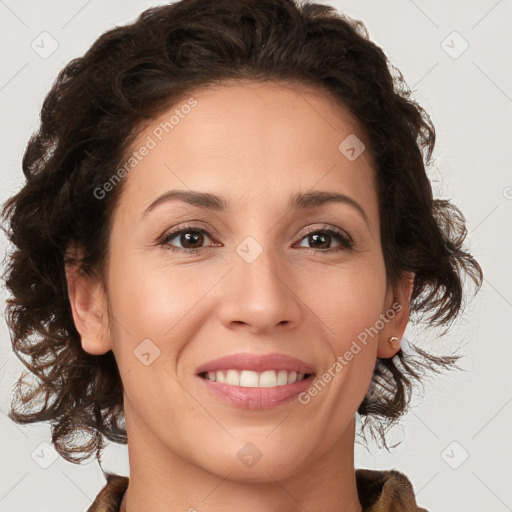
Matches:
[142,189,370,227]
[290,190,369,226]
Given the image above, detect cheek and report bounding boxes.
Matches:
[103,252,211,437]
[304,257,388,345]
[104,247,230,376]
[297,257,387,419]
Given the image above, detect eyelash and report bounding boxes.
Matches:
[158,223,355,255]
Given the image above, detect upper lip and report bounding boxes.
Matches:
[196,352,316,375]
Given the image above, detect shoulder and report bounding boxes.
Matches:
[86,473,128,512]
[355,468,429,512]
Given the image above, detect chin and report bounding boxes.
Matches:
[197,443,309,483]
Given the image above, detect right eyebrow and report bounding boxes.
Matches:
[142,190,228,218]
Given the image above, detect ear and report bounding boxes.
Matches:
[64,242,112,355]
[376,271,415,358]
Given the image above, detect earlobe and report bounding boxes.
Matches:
[376,271,415,358]
[65,244,112,356]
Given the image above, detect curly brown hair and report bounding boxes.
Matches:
[2,0,482,463]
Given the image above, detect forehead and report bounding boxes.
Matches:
[116,80,378,225]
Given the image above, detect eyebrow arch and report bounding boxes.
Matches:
[291,190,369,226]
[142,190,228,218]
[142,189,370,226]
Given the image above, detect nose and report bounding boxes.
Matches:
[215,242,302,335]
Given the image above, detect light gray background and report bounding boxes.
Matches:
[1,1,511,511]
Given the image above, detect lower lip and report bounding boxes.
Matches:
[198,374,315,409]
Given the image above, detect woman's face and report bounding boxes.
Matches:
[74,80,410,481]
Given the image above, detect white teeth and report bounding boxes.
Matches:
[277,370,288,386]
[239,370,259,387]
[225,369,239,386]
[259,370,277,387]
[205,369,309,387]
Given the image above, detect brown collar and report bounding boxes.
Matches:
[87,469,428,512]
[355,469,429,512]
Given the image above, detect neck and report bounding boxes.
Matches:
[121,413,363,512]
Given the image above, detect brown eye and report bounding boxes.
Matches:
[176,230,205,249]
[308,232,332,249]
[296,227,353,251]
[160,228,214,253]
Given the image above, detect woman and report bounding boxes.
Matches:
[2,0,482,511]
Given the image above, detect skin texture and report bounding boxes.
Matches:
[66,80,413,512]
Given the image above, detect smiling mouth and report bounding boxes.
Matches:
[198,369,314,387]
